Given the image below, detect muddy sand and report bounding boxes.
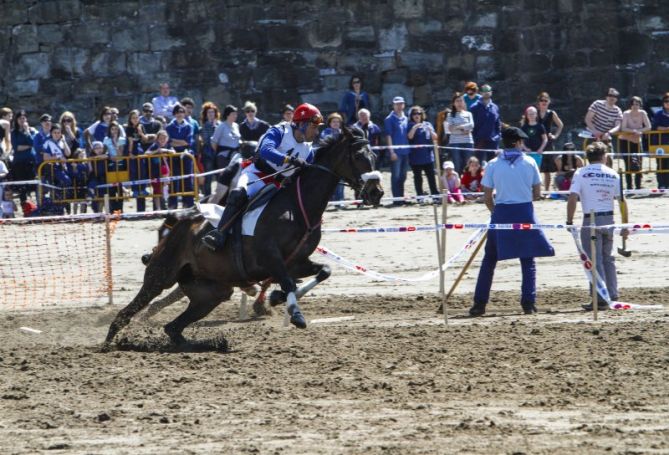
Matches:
[1,179,668,453]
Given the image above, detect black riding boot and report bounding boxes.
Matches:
[202,188,248,251]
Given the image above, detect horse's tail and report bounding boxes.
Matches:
[151,208,205,276]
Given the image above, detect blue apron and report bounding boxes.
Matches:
[489,202,554,260]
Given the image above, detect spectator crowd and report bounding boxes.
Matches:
[1,77,669,218]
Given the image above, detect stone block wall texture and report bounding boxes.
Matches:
[1,0,668,134]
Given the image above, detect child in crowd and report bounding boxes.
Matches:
[146,130,174,210]
[460,156,484,199]
[553,142,584,193]
[87,141,108,212]
[69,149,89,214]
[441,161,465,204]
[1,186,17,218]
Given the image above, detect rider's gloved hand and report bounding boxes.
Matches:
[288,155,308,168]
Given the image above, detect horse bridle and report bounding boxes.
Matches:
[308,136,374,199]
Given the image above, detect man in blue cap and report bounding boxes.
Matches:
[469,126,555,316]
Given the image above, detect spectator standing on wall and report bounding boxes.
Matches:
[536,92,564,192]
[165,104,195,208]
[446,92,475,175]
[152,82,179,121]
[470,84,501,165]
[585,87,623,142]
[651,92,669,189]
[469,127,554,317]
[339,75,370,126]
[198,102,221,197]
[354,108,383,169]
[384,96,410,206]
[407,105,439,201]
[619,96,651,190]
[240,101,270,142]
[463,82,482,109]
[10,110,37,204]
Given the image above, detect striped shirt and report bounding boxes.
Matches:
[588,100,622,134]
[445,110,474,144]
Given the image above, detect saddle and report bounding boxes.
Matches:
[229,184,280,282]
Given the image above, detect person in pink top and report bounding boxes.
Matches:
[440,161,464,204]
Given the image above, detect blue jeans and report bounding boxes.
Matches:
[390,154,410,200]
[474,139,499,165]
[330,182,345,204]
[449,143,473,175]
[474,232,537,308]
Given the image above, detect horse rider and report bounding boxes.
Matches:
[202,103,324,251]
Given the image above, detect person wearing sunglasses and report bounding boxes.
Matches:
[58,111,83,154]
[202,103,324,251]
[339,75,370,126]
[585,87,623,142]
[652,93,669,189]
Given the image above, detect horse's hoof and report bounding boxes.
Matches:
[290,310,307,329]
[269,290,287,307]
[99,342,115,353]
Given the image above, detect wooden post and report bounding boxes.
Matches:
[590,210,598,321]
[438,231,488,313]
[432,204,443,293]
[432,141,448,324]
[239,293,248,320]
[104,194,114,306]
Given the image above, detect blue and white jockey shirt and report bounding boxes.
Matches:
[257,121,314,178]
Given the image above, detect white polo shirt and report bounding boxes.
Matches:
[569,163,619,213]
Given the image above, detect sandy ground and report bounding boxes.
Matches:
[1,171,668,454]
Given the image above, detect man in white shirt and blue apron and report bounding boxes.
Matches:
[470,127,555,316]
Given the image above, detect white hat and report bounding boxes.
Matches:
[443,161,455,169]
[392,96,405,104]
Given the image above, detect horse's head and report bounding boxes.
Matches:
[315,126,384,206]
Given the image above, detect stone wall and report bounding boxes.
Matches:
[1,0,668,136]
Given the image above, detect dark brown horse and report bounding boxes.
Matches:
[104,127,383,349]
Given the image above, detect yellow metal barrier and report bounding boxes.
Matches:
[581,130,669,179]
[37,152,199,205]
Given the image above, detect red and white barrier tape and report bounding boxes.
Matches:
[315,228,485,282]
[568,228,664,310]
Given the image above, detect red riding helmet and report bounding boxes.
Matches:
[292,103,324,125]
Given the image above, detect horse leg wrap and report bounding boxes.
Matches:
[295,266,331,300]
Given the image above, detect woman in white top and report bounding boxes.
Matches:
[619,96,651,190]
[445,92,474,174]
